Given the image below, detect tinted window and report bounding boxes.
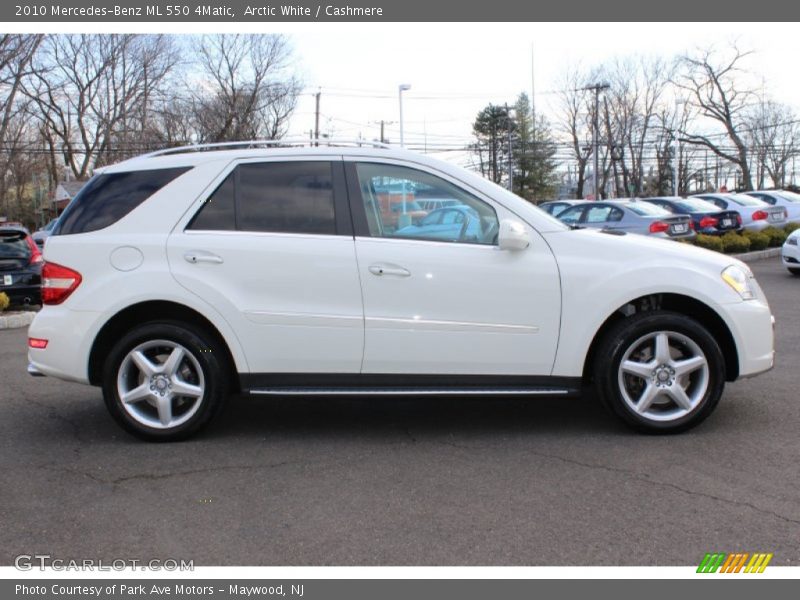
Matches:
[188,174,235,231]
[56,167,190,235]
[238,162,335,235]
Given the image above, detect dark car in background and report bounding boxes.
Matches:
[640,196,742,235]
[0,226,43,306]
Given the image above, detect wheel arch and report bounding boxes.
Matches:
[581,293,739,384]
[88,300,240,390]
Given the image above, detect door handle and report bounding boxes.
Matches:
[184,251,223,264]
[368,264,410,277]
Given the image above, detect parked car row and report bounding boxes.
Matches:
[542,191,794,238]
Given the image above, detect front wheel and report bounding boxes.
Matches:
[788,267,800,276]
[593,311,725,433]
[102,321,229,441]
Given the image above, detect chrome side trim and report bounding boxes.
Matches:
[249,388,572,396]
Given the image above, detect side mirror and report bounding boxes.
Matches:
[497,219,531,251]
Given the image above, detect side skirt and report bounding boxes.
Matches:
[239,373,582,398]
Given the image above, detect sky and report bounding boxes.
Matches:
[274,22,800,168]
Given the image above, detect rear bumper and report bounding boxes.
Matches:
[1,284,41,305]
[27,363,44,377]
[27,306,103,384]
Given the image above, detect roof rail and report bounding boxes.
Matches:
[142,138,393,158]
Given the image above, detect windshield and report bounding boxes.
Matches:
[674,198,721,213]
[727,193,768,207]
[625,202,671,217]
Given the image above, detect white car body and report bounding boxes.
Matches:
[27,142,775,438]
[782,228,800,273]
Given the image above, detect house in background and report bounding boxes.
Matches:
[53,180,86,214]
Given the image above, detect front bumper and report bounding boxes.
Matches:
[721,298,775,378]
[781,239,800,268]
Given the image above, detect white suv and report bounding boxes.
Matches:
[28,141,775,440]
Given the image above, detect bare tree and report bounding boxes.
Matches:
[744,100,799,188]
[601,56,671,196]
[674,44,756,190]
[190,34,301,142]
[24,34,178,179]
[0,34,42,211]
[555,65,593,198]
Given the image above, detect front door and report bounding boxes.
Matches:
[347,160,561,376]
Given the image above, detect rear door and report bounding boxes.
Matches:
[167,157,364,375]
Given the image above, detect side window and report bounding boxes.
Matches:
[188,161,336,235]
[188,173,235,230]
[354,163,498,245]
[608,207,624,222]
[558,206,583,224]
[585,205,612,223]
[238,162,335,235]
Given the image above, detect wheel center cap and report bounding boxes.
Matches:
[653,364,675,387]
[152,376,169,392]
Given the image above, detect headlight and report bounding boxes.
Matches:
[721,265,756,300]
[787,235,798,246]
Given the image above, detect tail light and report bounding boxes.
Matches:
[41,262,82,305]
[649,221,670,234]
[699,216,718,229]
[752,210,768,221]
[28,338,48,349]
[24,236,43,265]
[689,221,695,230]
[736,214,743,225]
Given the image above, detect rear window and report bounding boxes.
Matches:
[727,193,767,207]
[675,198,720,212]
[0,230,31,258]
[625,202,670,216]
[55,167,191,235]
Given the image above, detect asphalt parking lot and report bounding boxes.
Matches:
[1,257,798,567]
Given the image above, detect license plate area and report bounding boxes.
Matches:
[3,274,12,286]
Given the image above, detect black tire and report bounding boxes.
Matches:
[788,267,800,276]
[593,311,725,434]
[102,321,229,442]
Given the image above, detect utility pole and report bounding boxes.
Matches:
[582,82,610,199]
[505,103,513,192]
[314,90,321,146]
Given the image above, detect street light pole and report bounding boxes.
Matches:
[398,83,411,147]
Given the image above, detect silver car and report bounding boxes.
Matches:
[693,193,787,231]
[555,200,695,239]
[744,190,800,223]
[538,199,587,217]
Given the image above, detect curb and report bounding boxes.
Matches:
[0,310,36,330]
[731,247,782,263]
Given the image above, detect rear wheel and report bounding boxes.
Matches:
[102,321,229,441]
[593,311,725,433]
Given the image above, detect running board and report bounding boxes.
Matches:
[248,387,578,397]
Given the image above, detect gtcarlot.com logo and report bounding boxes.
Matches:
[697,552,773,573]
